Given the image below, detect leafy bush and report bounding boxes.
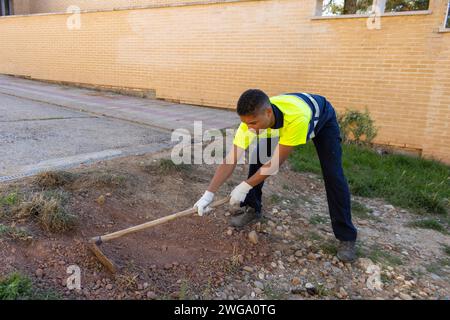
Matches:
[337,109,378,145]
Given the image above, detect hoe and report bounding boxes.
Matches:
[89,197,230,273]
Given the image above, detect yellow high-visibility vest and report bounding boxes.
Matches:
[233,94,313,150]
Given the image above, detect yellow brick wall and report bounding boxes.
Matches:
[2,0,450,163]
[12,0,30,14]
[13,0,229,14]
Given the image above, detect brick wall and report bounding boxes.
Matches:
[13,0,225,14]
[2,0,450,163]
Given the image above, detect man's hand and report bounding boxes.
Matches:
[194,191,215,216]
[229,181,253,206]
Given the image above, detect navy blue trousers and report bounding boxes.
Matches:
[242,104,357,242]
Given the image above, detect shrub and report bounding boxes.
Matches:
[338,108,378,145]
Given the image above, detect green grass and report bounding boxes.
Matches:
[425,258,450,277]
[0,272,60,300]
[178,279,192,300]
[0,192,20,218]
[0,192,19,206]
[309,231,323,241]
[409,218,448,235]
[380,273,393,284]
[290,142,450,216]
[0,272,33,300]
[443,244,450,256]
[315,283,329,297]
[309,214,328,225]
[0,224,31,241]
[270,194,283,205]
[362,245,403,267]
[158,159,192,173]
[141,159,192,176]
[351,201,372,219]
[300,231,324,242]
[264,284,289,300]
[319,241,338,255]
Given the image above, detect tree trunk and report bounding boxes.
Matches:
[343,0,358,14]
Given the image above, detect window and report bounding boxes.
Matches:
[384,0,429,13]
[321,0,373,16]
[0,0,13,16]
[318,0,429,16]
[446,1,450,29]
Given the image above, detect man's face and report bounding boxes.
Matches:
[239,107,273,134]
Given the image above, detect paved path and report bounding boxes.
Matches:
[0,75,239,182]
[0,75,238,133]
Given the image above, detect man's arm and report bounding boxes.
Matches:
[245,144,295,187]
[207,144,245,193]
[194,144,245,215]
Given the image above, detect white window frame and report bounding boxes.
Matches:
[314,0,432,19]
[444,1,450,30]
[0,0,13,16]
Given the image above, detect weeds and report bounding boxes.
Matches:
[306,231,324,242]
[0,272,33,300]
[0,272,60,300]
[0,192,19,206]
[290,142,450,216]
[425,258,450,277]
[270,194,282,205]
[363,245,403,267]
[319,241,338,255]
[351,201,373,219]
[116,273,139,291]
[145,159,192,174]
[337,108,378,145]
[309,214,328,225]
[264,284,289,299]
[0,224,32,241]
[16,192,76,233]
[408,218,448,235]
[179,279,192,300]
[442,244,450,256]
[34,171,76,189]
[162,159,192,172]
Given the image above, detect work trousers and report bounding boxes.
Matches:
[241,102,357,241]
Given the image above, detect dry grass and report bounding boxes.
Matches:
[69,170,128,190]
[33,171,76,189]
[141,159,192,175]
[34,169,130,191]
[0,224,32,241]
[116,273,139,291]
[15,192,76,233]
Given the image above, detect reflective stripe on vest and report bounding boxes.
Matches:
[285,93,321,140]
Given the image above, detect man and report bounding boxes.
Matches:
[193,89,358,262]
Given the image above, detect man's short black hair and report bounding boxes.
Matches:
[237,89,270,116]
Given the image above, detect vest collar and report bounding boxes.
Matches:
[271,103,284,129]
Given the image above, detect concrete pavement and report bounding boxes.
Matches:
[0,75,239,182]
[0,75,238,133]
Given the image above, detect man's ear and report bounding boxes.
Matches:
[266,105,273,118]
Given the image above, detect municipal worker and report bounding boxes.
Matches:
[193,89,358,262]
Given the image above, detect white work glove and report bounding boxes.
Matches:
[229,182,253,207]
[194,191,215,216]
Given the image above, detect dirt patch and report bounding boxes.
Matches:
[0,151,449,300]
[0,154,272,299]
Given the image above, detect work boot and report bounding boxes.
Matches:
[230,207,261,228]
[337,240,357,263]
[229,206,245,216]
